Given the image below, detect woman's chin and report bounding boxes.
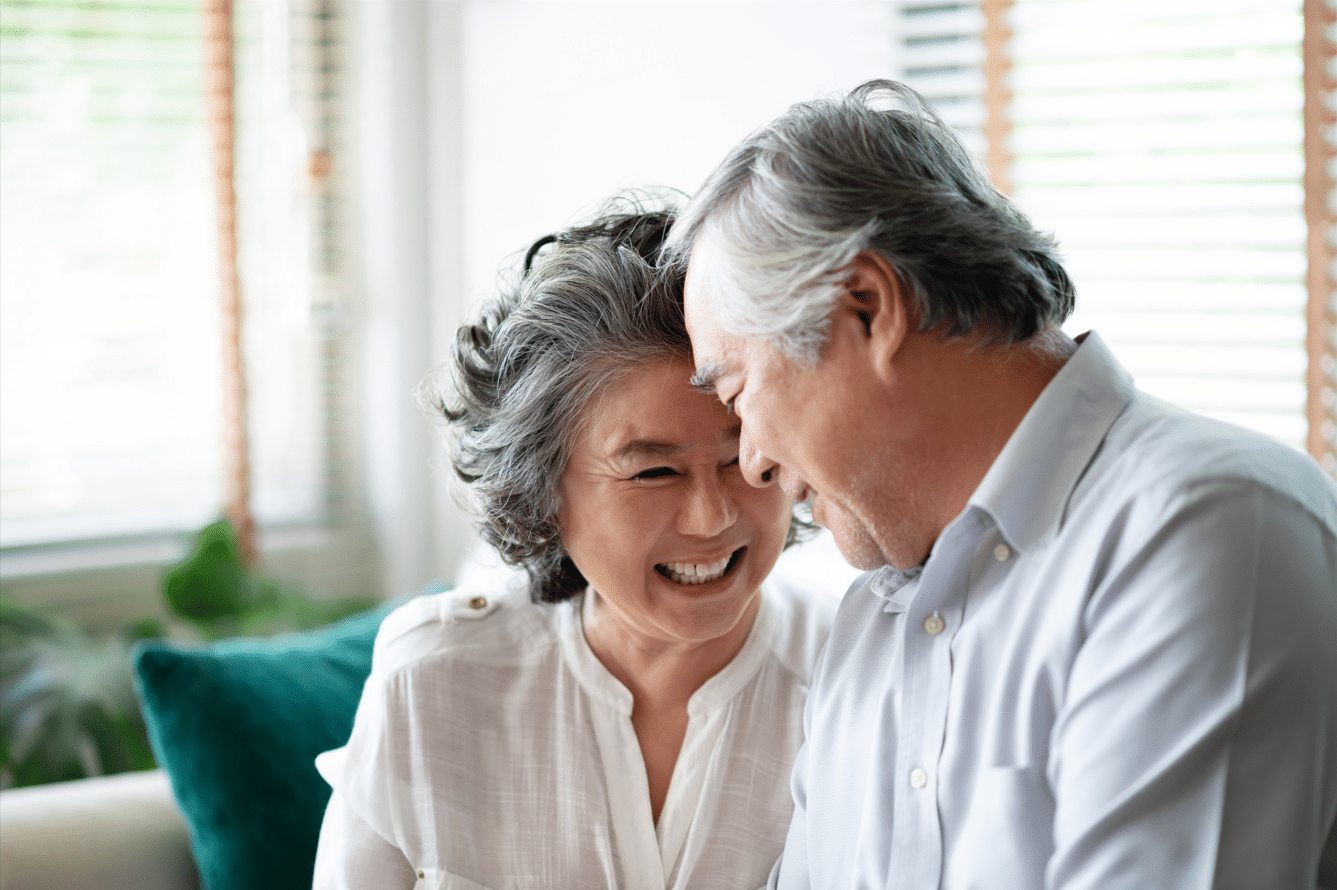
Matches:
[647,556,763,641]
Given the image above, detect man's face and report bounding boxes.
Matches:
[683,241,902,572]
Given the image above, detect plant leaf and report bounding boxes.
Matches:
[162,518,253,625]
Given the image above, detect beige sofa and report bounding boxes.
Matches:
[4,767,1336,890]
[0,769,197,890]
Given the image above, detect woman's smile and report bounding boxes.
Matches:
[655,546,746,586]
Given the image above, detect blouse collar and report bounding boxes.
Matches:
[554,584,780,718]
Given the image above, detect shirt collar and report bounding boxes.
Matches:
[968,331,1134,554]
[868,564,922,613]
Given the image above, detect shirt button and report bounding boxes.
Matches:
[994,543,1011,562]
[909,767,928,788]
[923,612,945,635]
[468,596,488,610]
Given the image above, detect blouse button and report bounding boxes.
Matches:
[468,596,488,610]
[994,543,1011,562]
[909,767,928,788]
[923,612,945,635]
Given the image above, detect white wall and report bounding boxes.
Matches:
[458,0,902,310]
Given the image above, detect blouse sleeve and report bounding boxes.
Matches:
[315,595,447,856]
[312,789,418,889]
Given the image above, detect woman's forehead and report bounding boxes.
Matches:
[580,360,740,460]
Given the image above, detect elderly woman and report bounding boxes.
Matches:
[312,203,834,889]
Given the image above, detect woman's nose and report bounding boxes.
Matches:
[679,473,738,537]
[739,433,780,489]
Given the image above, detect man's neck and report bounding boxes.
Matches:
[883,326,1078,564]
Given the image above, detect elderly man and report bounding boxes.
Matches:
[672,80,1337,889]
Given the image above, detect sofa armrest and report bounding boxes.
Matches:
[0,769,198,890]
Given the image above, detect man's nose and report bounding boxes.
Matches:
[739,432,780,490]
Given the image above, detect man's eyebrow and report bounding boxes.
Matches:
[690,361,725,394]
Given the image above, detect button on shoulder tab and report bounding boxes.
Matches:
[447,590,503,622]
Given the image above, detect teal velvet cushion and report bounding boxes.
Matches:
[132,600,401,890]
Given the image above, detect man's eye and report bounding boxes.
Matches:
[724,396,737,415]
[635,467,679,480]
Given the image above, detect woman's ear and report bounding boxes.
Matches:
[836,251,911,383]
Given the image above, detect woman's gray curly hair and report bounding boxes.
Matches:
[422,198,807,604]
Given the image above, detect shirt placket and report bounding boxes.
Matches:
[888,513,988,889]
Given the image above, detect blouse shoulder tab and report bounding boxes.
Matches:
[371,595,445,664]
[371,579,529,674]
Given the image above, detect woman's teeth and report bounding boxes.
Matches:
[659,554,733,585]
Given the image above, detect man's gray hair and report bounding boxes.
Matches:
[666,79,1076,362]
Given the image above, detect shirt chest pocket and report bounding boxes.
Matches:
[413,868,497,890]
[949,764,1056,888]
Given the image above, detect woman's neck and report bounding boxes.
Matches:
[580,589,762,824]
[579,589,761,710]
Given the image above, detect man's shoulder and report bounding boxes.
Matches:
[1078,392,1337,531]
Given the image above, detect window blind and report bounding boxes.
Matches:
[0,0,341,547]
[0,0,225,545]
[900,0,988,156]
[1006,0,1310,450]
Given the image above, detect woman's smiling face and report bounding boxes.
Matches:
[558,358,792,650]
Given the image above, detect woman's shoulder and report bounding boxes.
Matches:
[369,576,559,678]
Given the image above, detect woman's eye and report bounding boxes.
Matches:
[722,456,740,469]
[635,466,679,480]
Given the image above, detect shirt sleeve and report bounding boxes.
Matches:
[312,789,418,889]
[1049,479,1337,889]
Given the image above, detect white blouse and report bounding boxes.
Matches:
[312,574,834,890]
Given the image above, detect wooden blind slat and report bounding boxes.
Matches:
[203,0,254,565]
[1303,0,1337,473]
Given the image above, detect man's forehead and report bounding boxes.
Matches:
[685,311,739,394]
[683,235,758,394]
[682,234,727,321]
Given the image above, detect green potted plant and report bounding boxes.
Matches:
[0,519,375,788]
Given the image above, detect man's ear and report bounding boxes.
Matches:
[837,251,910,381]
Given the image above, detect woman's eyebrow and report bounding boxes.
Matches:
[613,439,690,461]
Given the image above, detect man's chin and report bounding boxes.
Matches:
[818,504,888,572]
[833,539,889,572]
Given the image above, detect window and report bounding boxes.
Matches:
[1010,0,1310,449]
[0,0,345,550]
[900,0,987,155]
[902,0,1335,476]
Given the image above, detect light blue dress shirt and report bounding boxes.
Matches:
[769,332,1337,889]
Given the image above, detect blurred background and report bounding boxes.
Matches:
[2,0,1333,631]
